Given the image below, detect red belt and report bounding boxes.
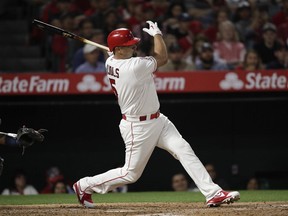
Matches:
[122,110,160,121]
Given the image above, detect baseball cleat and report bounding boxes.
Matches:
[206,190,240,207]
[73,181,95,208]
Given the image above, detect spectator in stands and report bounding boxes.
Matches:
[162,2,187,34]
[40,0,80,23]
[195,42,229,70]
[166,12,193,40]
[69,18,95,56]
[234,1,253,45]
[171,173,190,191]
[166,12,202,60]
[53,180,69,193]
[253,22,283,66]
[187,0,225,29]
[203,8,230,43]
[178,15,203,59]
[50,13,75,72]
[266,45,288,69]
[244,6,270,49]
[158,43,195,72]
[83,0,98,17]
[236,49,264,71]
[185,34,210,66]
[89,0,111,30]
[41,166,73,194]
[102,8,122,38]
[72,29,106,72]
[116,0,140,26]
[124,1,145,31]
[2,169,38,195]
[272,0,288,29]
[75,44,105,73]
[246,177,259,190]
[213,20,246,69]
[149,0,169,19]
[163,33,178,49]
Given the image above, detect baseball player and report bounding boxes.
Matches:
[73,21,240,208]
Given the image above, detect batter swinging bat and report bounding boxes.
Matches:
[0,132,17,138]
[32,19,109,51]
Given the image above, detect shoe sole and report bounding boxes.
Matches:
[207,194,240,207]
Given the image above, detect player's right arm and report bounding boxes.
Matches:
[143,21,168,68]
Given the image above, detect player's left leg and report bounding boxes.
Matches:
[156,114,240,205]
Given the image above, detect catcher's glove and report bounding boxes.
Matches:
[17,126,48,155]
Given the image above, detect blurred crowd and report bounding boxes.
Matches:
[25,0,288,72]
[1,164,266,195]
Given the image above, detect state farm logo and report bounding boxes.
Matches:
[77,75,101,92]
[220,72,244,90]
[220,72,288,90]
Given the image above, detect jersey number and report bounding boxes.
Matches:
[109,78,118,98]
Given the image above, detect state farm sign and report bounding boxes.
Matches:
[0,70,287,95]
[219,72,288,91]
[0,76,69,93]
[246,72,287,89]
[154,76,185,91]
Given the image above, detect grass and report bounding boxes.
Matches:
[0,190,287,205]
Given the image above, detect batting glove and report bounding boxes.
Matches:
[143,21,162,37]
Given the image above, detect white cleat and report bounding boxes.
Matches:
[206,190,240,207]
[73,181,95,208]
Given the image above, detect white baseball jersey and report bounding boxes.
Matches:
[105,55,159,116]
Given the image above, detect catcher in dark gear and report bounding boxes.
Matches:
[0,124,47,176]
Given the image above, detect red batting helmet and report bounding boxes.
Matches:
[107,28,141,51]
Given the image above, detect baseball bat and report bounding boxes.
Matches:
[32,19,110,51]
[0,132,17,138]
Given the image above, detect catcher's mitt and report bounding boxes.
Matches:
[17,126,48,155]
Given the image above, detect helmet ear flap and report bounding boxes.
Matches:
[107,28,140,52]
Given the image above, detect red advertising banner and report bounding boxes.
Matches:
[0,70,287,95]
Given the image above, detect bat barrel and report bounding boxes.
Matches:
[32,19,109,51]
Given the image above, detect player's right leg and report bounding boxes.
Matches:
[74,118,163,208]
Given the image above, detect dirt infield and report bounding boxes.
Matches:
[1,202,288,216]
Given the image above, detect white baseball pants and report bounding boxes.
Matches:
[78,113,221,201]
